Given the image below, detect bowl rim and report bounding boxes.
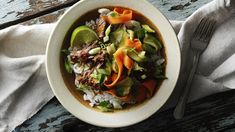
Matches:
[46,0,181,128]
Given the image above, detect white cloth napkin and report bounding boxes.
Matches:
[1,0,235,131]
[0,24,55,132]
[171,0,235,103]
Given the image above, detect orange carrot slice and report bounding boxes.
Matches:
[104,48,124,88]
[126,39,142,51]
[102,8,132,24]
[123,55,134,70]
[111,73,118,82]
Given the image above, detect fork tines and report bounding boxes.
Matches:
[194,17,216,42]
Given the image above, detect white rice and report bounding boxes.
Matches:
[82,89,123,109]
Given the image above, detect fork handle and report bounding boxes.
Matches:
[174,52,200,119]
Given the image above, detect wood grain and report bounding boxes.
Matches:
[0,0,79,29]
[0,0,69,24]
[16,90,235,132]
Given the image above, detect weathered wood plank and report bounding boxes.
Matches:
[0,0,70,24]
[15,90,235,132]
[0,0,213,27]
[0,0,80,29]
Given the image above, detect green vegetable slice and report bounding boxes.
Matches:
[97,101,113,112]
[105,25,112,36]
[70,26,98,47]
[65,59,73,74]
[103,25,112,43]
[88,47,101,55]
[127,29,134,40]
[106,43,116,55]
[127,49,146,62]
[143,34,162,51]
[90,70,105,84]
[110,28,128,47]
[134,28,145,40]
[104,60,112,75]
[142,24,155,33]
[115,77,133,97]
[142,43,156,53]
[133,63,145,71]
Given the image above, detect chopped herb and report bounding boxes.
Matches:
[97,101,113,112]
[65,59,73,74]
[143,34,162,51]
[134,28,145,40]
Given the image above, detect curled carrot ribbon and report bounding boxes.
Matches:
[126,39,143,51]
[104,38,143,88]
[104,48,125,88]
[102,8,132,24]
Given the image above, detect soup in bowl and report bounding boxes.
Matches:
[46,0,180,127]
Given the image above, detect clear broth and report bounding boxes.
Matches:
[60,7,167,112]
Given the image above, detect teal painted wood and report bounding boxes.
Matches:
[16,91,235,132]
[0,0,69,25]
[149,0,212,20]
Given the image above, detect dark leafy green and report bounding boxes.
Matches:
[134,28,145,40]
[61,49,70,55]
[115,77,133,97]
[143,34,162,51]
[65,59,73,74]
[97,101,113,112]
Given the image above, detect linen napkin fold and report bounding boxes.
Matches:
[0,24,55,132]
[1,0,235,131]
[171,0,235,104]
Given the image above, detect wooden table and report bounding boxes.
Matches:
[1,0,235,131]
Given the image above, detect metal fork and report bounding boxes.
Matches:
[173,17,216,119]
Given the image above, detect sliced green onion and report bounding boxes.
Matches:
[103,36,109,43]
[106,43,116,55]
[141,74,147,79]
[88,47,101,55]
[103,25,112,42]
[105,25,112,36]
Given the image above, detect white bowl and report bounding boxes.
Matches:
[46,0,181,127]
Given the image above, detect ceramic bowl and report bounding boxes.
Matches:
[46,0,181,127]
